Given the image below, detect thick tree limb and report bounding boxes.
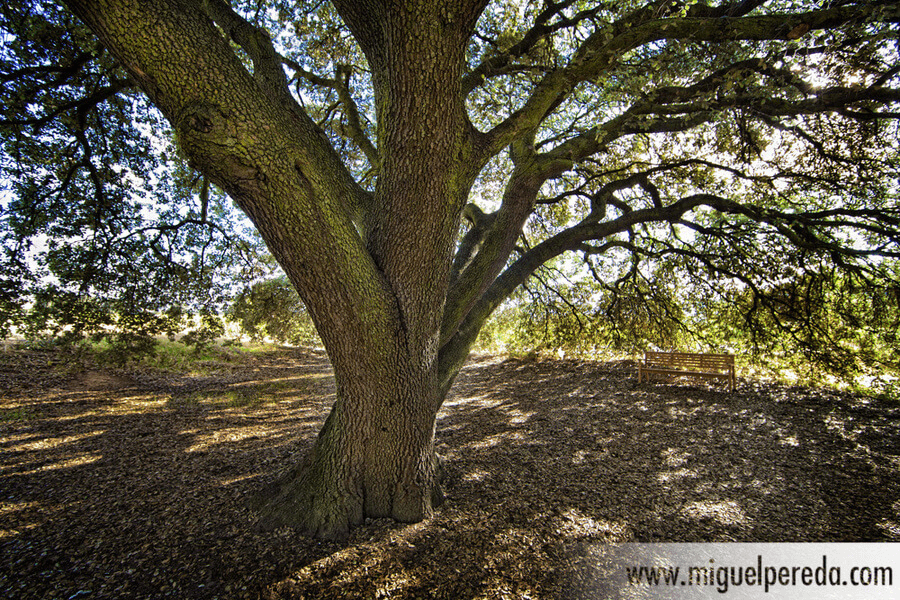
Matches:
[442,144,574,343]
[439,171,899,390]
[538,80,899,170]
[449,203,497,287]
[477,3,893,163]
[62,0,396,370]
[200,0,297,112]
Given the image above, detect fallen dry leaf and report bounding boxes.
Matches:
[1,348,898,599]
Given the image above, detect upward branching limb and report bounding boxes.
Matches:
[441,162,544,345]
[449,203,497,287]
[441,141,575,344]
[540,83,899,172]
[462,0,603,95]
[164,0,375,227]
[200,0,297,112]
[333,65,380,170]
[279,58,380,172]
[441,146,899,381]
[447,0,900,362]
[61,0,394,350]
[474,2,897,164]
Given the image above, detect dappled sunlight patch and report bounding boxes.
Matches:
[15,453,103,476]
[879,519,900,538]
[779,434,800,447]
[632,399,651,412]
[465,430,527,450]
[462,469,491,482]
[572,449,591,464]
[825,413,857,441]
[662,448,691,468]
[681,500,748,526]
[50,409,105,422]
[109,395,169,414]
[116,393,165,405]
[0,431,44,446]
[217,473,260,487]
[667,404,704,419]
[6,430,105,453]
[556,508,628,540]
[502,407,534,425]
[594,433,623,447]
[185,427,276,453]
[0,500,42,518]
[658,468,700,484]
[0,500,51,540]
[373,570,420,599]
[279,541,392,595]
[443,392,506,410]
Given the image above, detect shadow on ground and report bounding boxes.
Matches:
[1,348,898,599]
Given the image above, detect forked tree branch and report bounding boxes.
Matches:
[475,3,895,163]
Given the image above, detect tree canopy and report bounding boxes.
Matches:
[3,1,898,369]
[2,0,899,535]
[0,0,270,341]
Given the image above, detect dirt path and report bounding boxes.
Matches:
[1,347,899,599]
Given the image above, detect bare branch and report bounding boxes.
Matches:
[0,78,131,129]
[463,0,601,95]
[333,65,379,170]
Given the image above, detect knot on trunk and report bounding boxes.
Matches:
[175,102,261,183]
[178,102,224,135]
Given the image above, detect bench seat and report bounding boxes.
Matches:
[638,351,736,391]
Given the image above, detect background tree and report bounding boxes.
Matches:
[228,275,320,345]
[1,0,898,538]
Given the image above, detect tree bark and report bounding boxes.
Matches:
[257,347,445,538]
[256,1,487,538]
[61,0,487,538]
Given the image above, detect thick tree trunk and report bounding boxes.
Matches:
[257,351,445,539]
[251,1,485,539]
[63,0,486,540]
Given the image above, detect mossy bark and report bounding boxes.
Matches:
[62,0,484,538]
[257,357,445,539]
[253,3,480,539]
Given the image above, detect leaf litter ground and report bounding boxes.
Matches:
[1,346,899,599]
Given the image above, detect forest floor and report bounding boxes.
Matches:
[1,345,899,600]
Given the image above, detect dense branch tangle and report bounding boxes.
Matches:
[4,0,898,538]
[438,0,900,384]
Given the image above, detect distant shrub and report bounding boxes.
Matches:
[228,277,319,346]
[181,310,225,352]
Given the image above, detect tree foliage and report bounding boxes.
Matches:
[228,276,320,346]
[0,0,269,341]
[1,0,899,536]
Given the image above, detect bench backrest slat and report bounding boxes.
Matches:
[644,351,734,371]
[640,351,735,391]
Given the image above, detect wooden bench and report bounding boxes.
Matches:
[638,351,736,391]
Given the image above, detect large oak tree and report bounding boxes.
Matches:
[2,0,899,538]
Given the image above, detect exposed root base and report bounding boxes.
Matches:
[252,455,448,540]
